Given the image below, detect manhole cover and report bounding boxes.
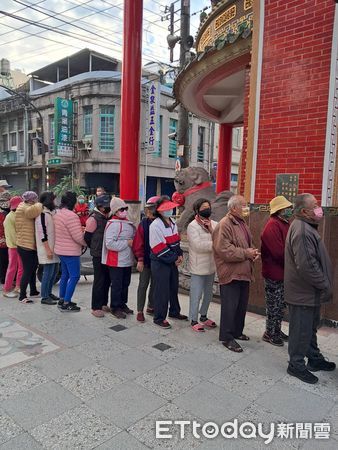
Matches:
[152,343,172,352]
[110,325,127,332]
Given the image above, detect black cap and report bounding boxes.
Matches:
[95,194,111,208]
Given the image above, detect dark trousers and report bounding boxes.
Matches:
[17,247,38,301]
[264,278,286,337]
[151,260,180,324]
[137,266,154,312]
[219,280,250,342]
[288,304,324,371]
[0,247,9,284]
[92,257,110,310]
[109,266,132,310]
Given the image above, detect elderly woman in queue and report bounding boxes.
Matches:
[187,198,218,332]
[102,197,135,319]
[149,196,187,328]
[54,191,86,312]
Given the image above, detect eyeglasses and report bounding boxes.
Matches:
[118,207,128,212]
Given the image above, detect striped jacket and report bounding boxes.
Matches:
[149,217,182,264]
[102,217,136,268]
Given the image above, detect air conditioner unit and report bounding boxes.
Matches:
[82,138,92,150]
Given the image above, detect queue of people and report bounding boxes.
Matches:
[0,180,335,385]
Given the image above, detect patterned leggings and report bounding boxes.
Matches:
[264,278,286,337]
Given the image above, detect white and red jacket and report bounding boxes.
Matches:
[102,216,136,268]
[149,217,182,264]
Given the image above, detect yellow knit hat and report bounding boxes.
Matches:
[269,196,293,215]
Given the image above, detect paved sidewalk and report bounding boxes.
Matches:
[0,274,337,449]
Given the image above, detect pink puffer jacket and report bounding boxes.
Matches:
[53,208,86,256]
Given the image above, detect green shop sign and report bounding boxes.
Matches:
[54,98,73,157]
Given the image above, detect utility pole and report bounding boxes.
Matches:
[178,0,190,168]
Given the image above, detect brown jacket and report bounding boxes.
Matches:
[15,202,43,250]
[212,213,253,285]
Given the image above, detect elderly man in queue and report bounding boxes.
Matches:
[213,195,260,352]
[285,193,335,384]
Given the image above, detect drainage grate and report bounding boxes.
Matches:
[152,343,172,352]
[110,325,127,332]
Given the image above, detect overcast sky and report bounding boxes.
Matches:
[0,0,209,74]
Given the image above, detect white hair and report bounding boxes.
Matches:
[227,195,245,210]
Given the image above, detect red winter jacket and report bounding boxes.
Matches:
[74,203,89,227]
[261,216,290,281]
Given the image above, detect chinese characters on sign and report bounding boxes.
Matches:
[54,98,73,157]
[276,174,299,202]
[147,82,160,154]
[197,0,253,52]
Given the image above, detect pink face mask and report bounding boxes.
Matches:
[313,206,323,220]
[117,210,128,219]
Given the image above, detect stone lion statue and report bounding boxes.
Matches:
[172,167,233,232]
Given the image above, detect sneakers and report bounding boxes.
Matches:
[3,291,18,298]
[102,305,111,313]
[49,293,60,301]
[168,313,188,321]
[58,299,64,307]
[60,302,81,312]
[154,320,171,329]
[146,307,154,316]
[29,291,40,298]
[137,312,145,322]
[262,331,284,347]
[91,309,104,318]
[307,359,336,372]
[41,297,57,305]
[280,331,288,341]
[111,309,126,319]
[287,365,318,384]
[121,304,134,315]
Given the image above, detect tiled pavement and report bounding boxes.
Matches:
[0,274,337,449]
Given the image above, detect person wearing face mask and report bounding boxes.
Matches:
[35,192,60,305]
[102,197,136,319]
[54,191,86,312]
[132,196,160,322]
[260,196,293,346]
[149,196,188,328]
[213,195,260,352]
[285,193,335,384]
[15,191,43,304]
[0,191,11,291]
[74,194,89,227]
[187,198,218,332]
[3,196,23,297]
[84,194,112,317]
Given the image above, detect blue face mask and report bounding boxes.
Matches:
[162,210,173,218]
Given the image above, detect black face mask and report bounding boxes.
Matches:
[199,208,211,218]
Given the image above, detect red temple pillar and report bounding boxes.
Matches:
[120,0,143,201]
[216,124,232,193]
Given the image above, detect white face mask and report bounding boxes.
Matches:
[162,210,173,218]
[117,210,128,219]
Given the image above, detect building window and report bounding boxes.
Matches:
[17,117,23,130]
[169,118,177,158]
[2,134,8,152]
[231,173,238,182]
[233,127,241,148]
[197,126,205,162]
[9,119,16,133]
[83,105,92,137]
[99,106,115,152]
[10,133,17,148]
[18,131,24,150]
